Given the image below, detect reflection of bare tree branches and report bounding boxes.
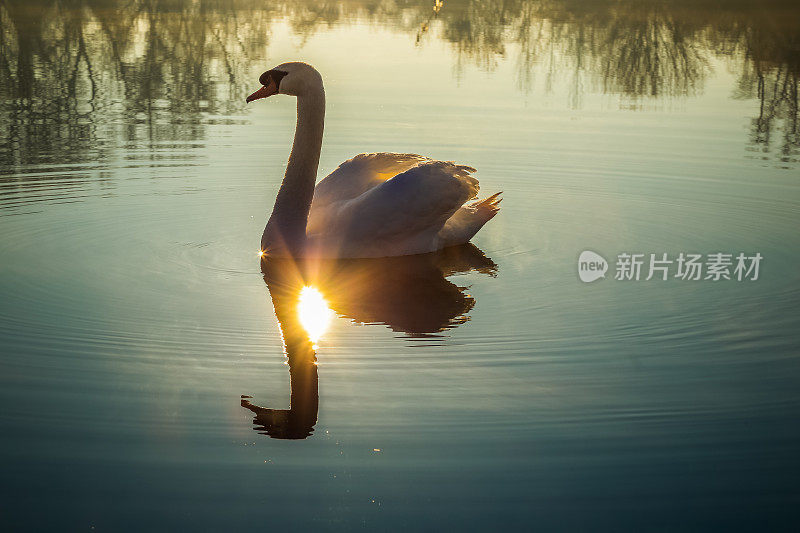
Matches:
[443,0,509,74]
[0,0,273,169]
[0,0,798,170]
[410,0,798,164]
[430,0,712,103]
[725,11,800,165]
[593,10,709,99]
[740,65,799,165]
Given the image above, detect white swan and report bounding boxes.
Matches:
[247,62,501,258]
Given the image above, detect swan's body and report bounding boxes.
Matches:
[248,62,501,258]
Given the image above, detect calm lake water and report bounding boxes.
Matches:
[1,0,799,530]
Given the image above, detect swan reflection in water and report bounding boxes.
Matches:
[241,243,497,439]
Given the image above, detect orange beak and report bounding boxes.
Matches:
[246,83,277,103]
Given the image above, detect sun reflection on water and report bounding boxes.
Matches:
[298,286,333,348]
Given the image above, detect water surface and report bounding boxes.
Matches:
[1,0,799,530]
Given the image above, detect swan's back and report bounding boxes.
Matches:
[306,152,500,258]
[311,153,429,209]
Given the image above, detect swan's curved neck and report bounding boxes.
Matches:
[266,84,325,254]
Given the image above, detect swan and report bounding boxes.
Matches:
[246,61,501,258]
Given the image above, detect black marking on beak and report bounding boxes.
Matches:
[260,69,289,92]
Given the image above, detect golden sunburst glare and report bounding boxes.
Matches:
[298,286,333,348]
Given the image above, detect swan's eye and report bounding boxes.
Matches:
[260,69,289,91]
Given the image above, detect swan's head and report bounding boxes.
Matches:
[246,62,323,102]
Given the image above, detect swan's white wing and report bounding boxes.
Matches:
[308,153,429,235]
[314,153,430,206]
[321,161,479,256]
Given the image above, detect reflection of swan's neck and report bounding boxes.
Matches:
[266,86,325,254]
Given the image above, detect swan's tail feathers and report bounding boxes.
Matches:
[438,191,502,248]
[470,191,503,221]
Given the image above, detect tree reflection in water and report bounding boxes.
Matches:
[0,0,797,168]
[241,244,497,439]
[0,0,273,169]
